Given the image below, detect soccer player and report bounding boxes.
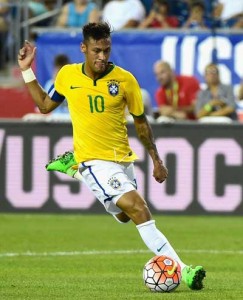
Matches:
[18,22,206,290]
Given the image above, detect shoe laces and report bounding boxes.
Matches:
[184,265,192,274]
[58,151,73,165]
[48,151,73,165]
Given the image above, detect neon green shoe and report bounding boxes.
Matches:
[182,265,206,290]
[45,151,78,178]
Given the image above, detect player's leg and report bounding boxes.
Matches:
[45,154,130,224]
[45,151,82,180]
[113,212,131,223]
[116,191,206,290]
[116,190,186,264]
[80,160,206,290]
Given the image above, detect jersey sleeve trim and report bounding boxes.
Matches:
[48,84,65,103]
[130,112,145,118]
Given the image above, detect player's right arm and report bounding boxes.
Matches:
[18,40,61,114]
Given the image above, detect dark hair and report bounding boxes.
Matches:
[190,0,205,11]
[54,54,70,67]
[205,63,219,74]
[82,22,112,42]
[155,0,169,8]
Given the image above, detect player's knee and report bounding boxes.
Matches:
[123,199,151,222]
[113,212,131,223]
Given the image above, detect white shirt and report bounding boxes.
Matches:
[218,0,243,20]
[102,0,145,30]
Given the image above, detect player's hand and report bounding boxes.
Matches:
[153,160,168,183]
[18,40,37,71]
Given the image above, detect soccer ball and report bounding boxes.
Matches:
[143,255,182,292]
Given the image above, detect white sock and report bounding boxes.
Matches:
[136,220,186,270]
[73,171,83,181]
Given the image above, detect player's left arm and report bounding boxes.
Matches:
[133,115,168,183]
[125,72,168,183]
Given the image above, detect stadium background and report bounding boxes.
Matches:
[1,4,243,299]
[0,1,243,215]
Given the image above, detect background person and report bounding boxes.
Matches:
[153,60,200,120]
[139,0,179,29]
[182,0,211,29]
[195,63,237,120]
[213,0,243,28]
[44,54,70,115]
[102,0,145,30]
[56,0,100,27]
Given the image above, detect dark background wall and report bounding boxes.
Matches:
[1,121,243,215]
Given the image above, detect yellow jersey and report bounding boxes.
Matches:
[54,63,144,163]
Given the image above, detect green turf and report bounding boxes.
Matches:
[0,214,243,300]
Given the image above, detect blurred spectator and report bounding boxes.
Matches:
[238,82,243,101]
[141,88,154,118]
[140,0,153,16]
[195,63,237,120]
[213,0,243,28]
[0,0,10,71]
[44,54,70,115]
[102,0,145,30]
[153,60,200,120]
[44,0,58,11]
[56,0,100,28]
[203,0,218,19]
[28,0,48,17]
[235,82,243,122]
[126,88,155,123]
[182,0,211,29]
[168,0,189,26]
[233,15,243,29]
[139,0,179,29]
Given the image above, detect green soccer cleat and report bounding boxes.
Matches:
[45,151,78,178]
[182,265,206,290]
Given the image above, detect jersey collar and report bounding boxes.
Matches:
[82,62,115,83]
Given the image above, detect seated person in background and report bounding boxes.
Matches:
[153,60,200,120]
[44,54,70,115]
[232,81,243,121]
[238,82,243,101]
[182,0,211,29]
[168,0,189,27]
[213,0,243,28]
[102,0,145,30]
[28,0,48,16]
[195,63,237,120]
[232,15,243,29]
[141,88,154,118]
[28,0,53,26]
[139,0,179,29]
[56,0,100,27]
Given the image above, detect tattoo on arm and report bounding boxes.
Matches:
[135,118,160,161]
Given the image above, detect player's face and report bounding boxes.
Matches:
[81,38,111,77]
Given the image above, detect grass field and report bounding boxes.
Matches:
[0,214,243,300]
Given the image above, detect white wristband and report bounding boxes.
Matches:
[21,68,36,83]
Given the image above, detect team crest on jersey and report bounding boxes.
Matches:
[107,80,119,96]
[108,176,122,190]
